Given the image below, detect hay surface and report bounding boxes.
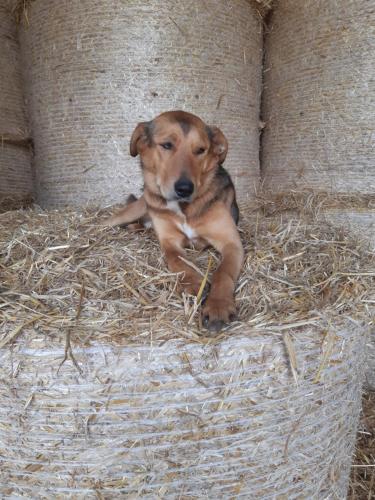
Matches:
[0,196,374,497]
[0,198,373,346]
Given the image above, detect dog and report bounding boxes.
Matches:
[106,111,244,332]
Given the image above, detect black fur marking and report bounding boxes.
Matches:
[144,121,154,146]
[178,119,191,135]
[205,126,214,142]
[215,165,234,190]
[194,165,239,225]
[214,166,239,225]
[231,199,239,225]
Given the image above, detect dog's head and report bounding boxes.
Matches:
[129,111,228,202]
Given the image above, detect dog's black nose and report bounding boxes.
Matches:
[174,178,194,199]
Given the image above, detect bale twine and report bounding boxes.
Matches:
[0,0,33,202]
[19,0,262,208]
[1,201,373,497]
[0,324,366,498]
[261,0,375,193]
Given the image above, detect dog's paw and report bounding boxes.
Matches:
[202,296,236,332]
[180,276,202,296]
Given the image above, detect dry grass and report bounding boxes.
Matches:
[350,391,375,500]
[11,0,33,24]
[0,194,34,214]
[0,195,373,348]
[253,190,375,216]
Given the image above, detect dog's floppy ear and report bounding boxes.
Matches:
[130,121,152,157]
[207,126,228,164]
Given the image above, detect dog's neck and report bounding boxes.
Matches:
[145,190,189,217]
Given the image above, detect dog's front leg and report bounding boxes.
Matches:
[197,204,244,332]
[105,195,147,227]
[152,216,202,296]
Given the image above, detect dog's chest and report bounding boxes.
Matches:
[167,201,197,240]
[178,221,196,239]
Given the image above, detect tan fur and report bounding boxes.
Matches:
[106,111,244,332]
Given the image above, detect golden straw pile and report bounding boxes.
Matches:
[0,193,374,498]
[0,194,373,347]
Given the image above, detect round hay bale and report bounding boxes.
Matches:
[20,0,262,208]
[261,0,375,193]
[0,203,372,497]
[0,0,33,201]
[0,0,26,136]
[365,335,375,390]
[0,324,366,497]
[320,207,375,389]
[0,143,33,201]
[322,209,375,253]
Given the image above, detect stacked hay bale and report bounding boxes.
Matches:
[0,205,372,497]
[20,0,263,208]
[261,0,375,386]
[0,0,33,205]
[262,0,374,195]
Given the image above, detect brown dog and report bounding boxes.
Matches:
[107,111,244,331]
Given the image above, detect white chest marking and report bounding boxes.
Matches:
[166,201,196,240]
[166,200,183,216]
[178,222,196,239]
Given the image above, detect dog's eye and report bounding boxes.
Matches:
[195,147,206,155]
[160,142,173,150]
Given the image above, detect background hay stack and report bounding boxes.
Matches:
[20,0,262,208]
[0,0,32,204]
[261,0,375,387]
[261,0,375,194]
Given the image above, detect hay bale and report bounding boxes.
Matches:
[0,143,33,201]
[365,337,375,390]
[20,0,262,208]
[320,209,375,389]
[0,0,26,136]
[256,190,375,391]
[0,200,372,497]
[318,200,375,390]
[349,390,375,498]
[0,324,366,498]
[0,0,33,201]
[323,209,375,252]
[261,0,375,193]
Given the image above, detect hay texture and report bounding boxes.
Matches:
[323,210,375,253]
[20,0,262,209]
[261,0,375,194]
[323,206,375,384]
[0,0,32,201]
[258,190,375,390]
[349,390,375,499]
[0,196,373,497]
